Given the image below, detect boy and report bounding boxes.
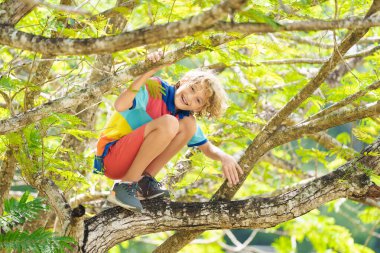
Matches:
[94,51,243,212]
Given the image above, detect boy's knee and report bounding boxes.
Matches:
[180,116,197,137]
[159,115,179,137]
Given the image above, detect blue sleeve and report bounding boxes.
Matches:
[187,124,208,147]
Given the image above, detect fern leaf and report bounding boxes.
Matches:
[0,228,75,253]
[0,192,48,232]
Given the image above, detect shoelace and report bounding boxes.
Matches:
[121,183,139,195]
[147,176,162,190]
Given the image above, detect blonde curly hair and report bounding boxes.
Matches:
[175,70,228,118]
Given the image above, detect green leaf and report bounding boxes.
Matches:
[0,76,13,91]
[61,129,98,141]
[358,207,380,224]
[352,128,375,144]
[272,236,296,253]
[113,6,133,17]
[1,192,48,231]
[0,228,75,253]
[336,132,351,145]
[239,9,280,29]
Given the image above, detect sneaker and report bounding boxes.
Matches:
[138,175,170,200]
[107,182,143,212]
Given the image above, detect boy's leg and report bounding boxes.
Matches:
[120,114,179,182]
[144,115,197,177]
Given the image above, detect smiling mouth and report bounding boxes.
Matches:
[181,94,188,106]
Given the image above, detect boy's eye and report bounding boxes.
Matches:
[191,87,195,92]
[197,99,201,104]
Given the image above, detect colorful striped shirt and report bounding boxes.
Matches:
[93,77,207,174]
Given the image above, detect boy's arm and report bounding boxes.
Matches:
[198,142,243,187]
[114,51,167,112]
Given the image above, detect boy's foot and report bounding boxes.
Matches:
[107,182,143,212]
[138,175,170,200]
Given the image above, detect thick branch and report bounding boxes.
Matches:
[28,174,72,234]
[82,138,380,252]
[24,54,55,110]
[0,0,246,55]
[2,15,380,55]
[0,148,17,215]
[0,0,37,25]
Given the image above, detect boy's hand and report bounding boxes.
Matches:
[145,49,170,73]
[221,154,244,187]
[147,49,164,63]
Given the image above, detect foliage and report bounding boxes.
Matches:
[0,192,75,252]
[275,210,376,253]
[0,228,75,253]
[0,0,379,252]
[0,191,47,232]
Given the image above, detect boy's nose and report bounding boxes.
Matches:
[187,93,193,105]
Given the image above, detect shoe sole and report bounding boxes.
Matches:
[107,195,142,213]
[138,192,167,200]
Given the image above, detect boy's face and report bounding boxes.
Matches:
[174,81,208,112]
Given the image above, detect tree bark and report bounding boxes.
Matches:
[0,148,17,215]
[78,137,380,252]
[0,0,247,55]
[0,0,37,25]
[1,15,380,55]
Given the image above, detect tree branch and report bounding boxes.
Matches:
[0,0,37,25]
[0,0,247,55]
[275,34,334,49]
[0,148,18,215]
[308,132,357,159]
[81,137,380,252]
[277,101,380,145]
[276,34,380,49]
[2,15,380,55]
[255,45,380,65]
[28,174,72,234]
[303,80,380,123]
[213,16,380,33]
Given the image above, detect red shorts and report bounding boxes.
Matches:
[103,125,146,179]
